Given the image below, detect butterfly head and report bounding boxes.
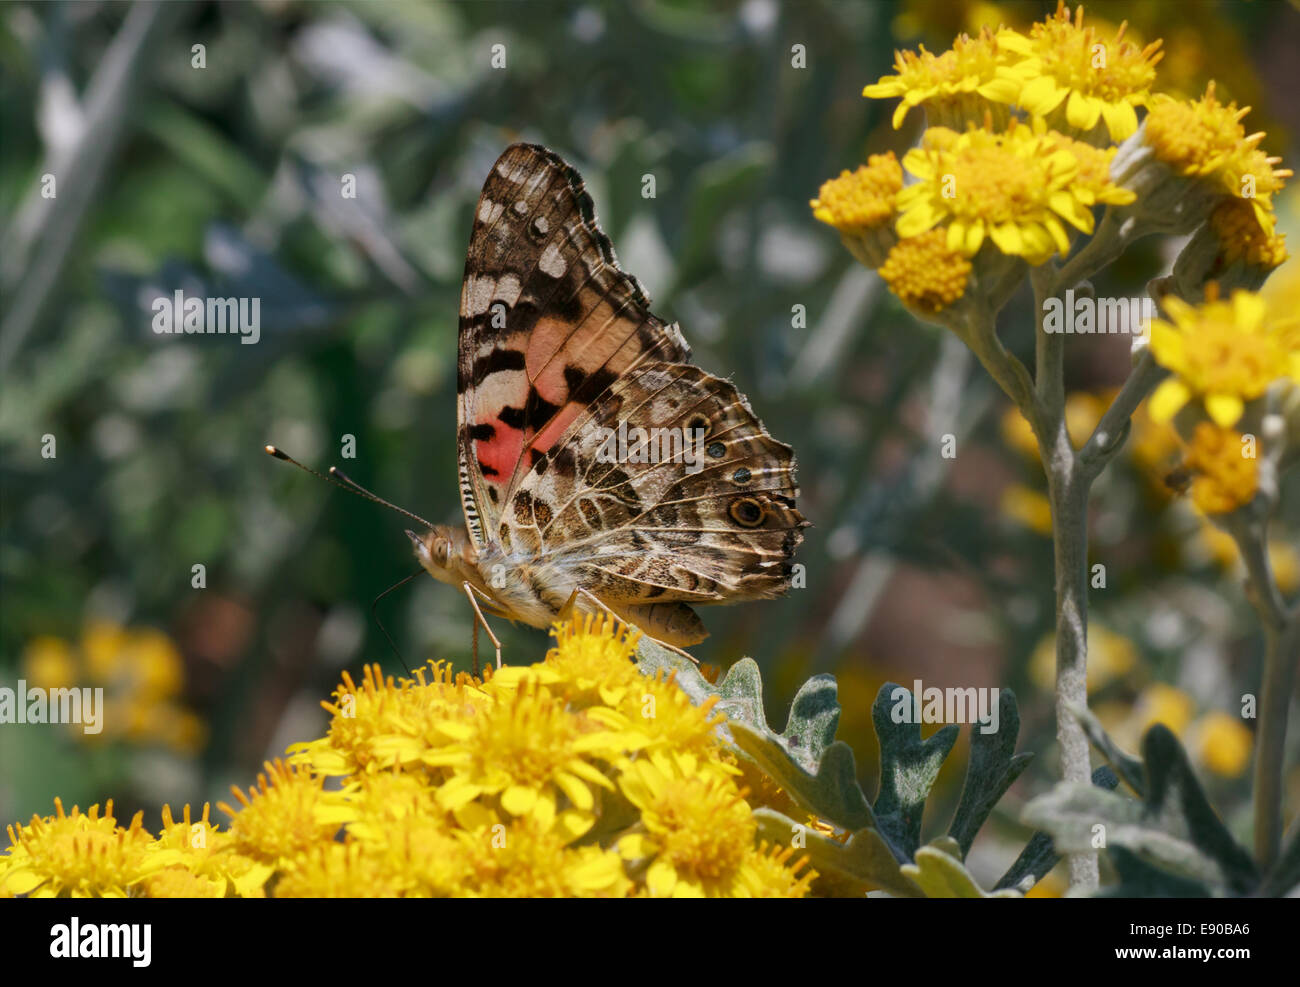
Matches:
[406,526,476,586]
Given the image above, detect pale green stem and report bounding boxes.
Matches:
[1232,527,1298,870]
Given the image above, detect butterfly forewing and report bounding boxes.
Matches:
[456,143,691,547]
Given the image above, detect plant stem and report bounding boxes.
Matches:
[1233,527,1297,870]
[1043,434,1100,890]
[1255,612,1298,870]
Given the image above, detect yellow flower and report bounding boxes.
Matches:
[895,119,1106,265]
[275,841,405,898]
[736,842,818,898]
[1045,128,1137,207]
[1144,83,1251,178]
[1001,484,1052,535]
[82,621,130,682]
[1183,422,1258,515]
[1030,624,1138,693]
[143,803,271,898]
[426,681,628,832]
[21,636,77,690]
[620,669,732,764]
[1207,198,1288,271]
[1132,683,1196,737]
[863,28,1021,129]
[1148,288,1300,427]
[292,661,492,775]
[878,228,972,313]
[1,799,174,898]
[1143,82,1290,233]
[1190,712,1252,778]
[5,616,815,898]
[994,2,1162,141]
[458,818,632,898]
[218,760,355,865]
[1219,144,1292,237]
[537,611,645,707]
[810,153,904,234]
[617,751,769,897]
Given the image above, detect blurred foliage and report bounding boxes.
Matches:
[1,0,1298,890]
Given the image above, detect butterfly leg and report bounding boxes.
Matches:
[569,587,701,665]
[462,581,503,672]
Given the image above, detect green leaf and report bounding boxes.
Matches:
[1101,847,1214,898]
[872,682,959,858]
[948,688,1032,857]
[995,765,1118,893]
[902,845,1022,898]
[780,672,841,772]
[731,723,876,832]
[1141,726,1257,895]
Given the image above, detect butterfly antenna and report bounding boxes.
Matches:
[371,569,423,676]
[264,445,436,530]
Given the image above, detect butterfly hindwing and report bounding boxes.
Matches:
[503,362,807,611]
[456,143,691,548]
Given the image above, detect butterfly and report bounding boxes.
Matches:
[274,143,806,667]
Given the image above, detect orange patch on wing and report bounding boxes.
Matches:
[532,402,583,457]
[476,414,524,482]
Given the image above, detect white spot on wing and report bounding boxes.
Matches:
[496,274,522,306]
[539,243,567,278]
[478,200,504,225]
[462,275,496,316]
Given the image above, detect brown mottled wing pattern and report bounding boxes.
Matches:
[456,143,691,549]
[504,362,807,617]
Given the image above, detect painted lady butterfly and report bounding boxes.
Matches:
[275,144,806,666]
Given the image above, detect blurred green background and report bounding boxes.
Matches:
[2,0,1298,892]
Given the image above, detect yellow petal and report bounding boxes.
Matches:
[500,784,538,816]
[646,859,679,897]
[1101,99,1139,140]
[1066,89,1102,131]
[1148,323,1186,370]
[1019,75,1067,115]
[1231,291,1267,332]
[1205,392,1245,427]
[553,771,594,810]
[977,77,1021,104]
[1149,378,1192,423]
[898,205,940,239]
[995,30,1034,55]
[989,222,1026,256]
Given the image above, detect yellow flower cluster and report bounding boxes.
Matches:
[810,153,903,235]
[1148,288,1300,429]
[1207,198,1288,272]
[895,118,1133,266]
[816,2,1290,285]
[1182,421,1258,516]
[863,27,1020,130]
[995,3,1162,141]
[877,228,972,313]
[1143,82,1292,235]
[2,616,815,898]
[20,621,203,753]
